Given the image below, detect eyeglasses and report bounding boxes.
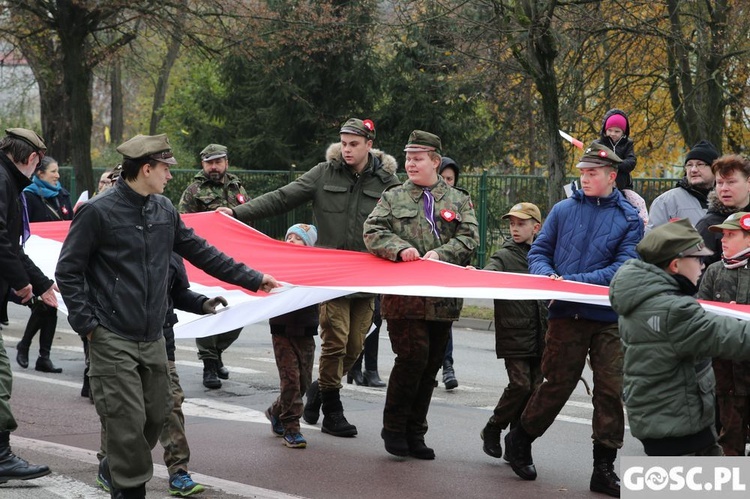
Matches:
[685,161,710,170]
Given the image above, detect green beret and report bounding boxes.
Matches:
[709,212,750,233]
[637,218,713,266]
[339,118,375,140]
[200,143,228,161]
[404,130,442,155]
[117,134,177,165]
[6,128,46,151]
[576,142,622,169]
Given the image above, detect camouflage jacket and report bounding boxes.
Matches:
[178,171,248,213]
[232,144,399,252]
[698,261,750,396]
[364,178,479,321]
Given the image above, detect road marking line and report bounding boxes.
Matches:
[13,436,307,499]
[176,360,262,374]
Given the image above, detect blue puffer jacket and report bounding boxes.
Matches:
[528,187,643,322]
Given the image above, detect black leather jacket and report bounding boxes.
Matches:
[56,179,263,341]
[0,153,53,296]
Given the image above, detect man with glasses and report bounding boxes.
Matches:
[0,128,54,482]
[647,140,719,232]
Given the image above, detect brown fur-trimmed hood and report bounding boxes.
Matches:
[325,143,398,175]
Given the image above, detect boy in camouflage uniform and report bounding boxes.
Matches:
[364,130,478,459]
[178,144,248,389]
[264,224,319,449]
[699,212,750,455]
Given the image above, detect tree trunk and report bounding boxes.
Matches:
[150,5,186,135]
[110,59,124,145]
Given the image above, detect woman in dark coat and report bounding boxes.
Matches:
[17,156,72,373]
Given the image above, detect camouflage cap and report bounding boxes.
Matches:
[637,218,713,265]
[6,128,46,151]
[502,202,542,223]
[200,143,228,161]
[575,142,622,169]
[116,134,177,165]
[404,130,442,155]
[339,118,375,140]
[708,212,750,233]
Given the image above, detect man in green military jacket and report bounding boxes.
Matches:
[217,118,400,437]
[178,143,248,389]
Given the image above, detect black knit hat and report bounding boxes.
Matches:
[685,140,719,166]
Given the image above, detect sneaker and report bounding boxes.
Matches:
[282,432,307,449]
[169,469,205,497]
[265,407,284,436]
[96,458,111,493]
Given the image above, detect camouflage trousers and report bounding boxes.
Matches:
[269,335,316,433]
[717,394,750,456]
[520,318,624,449]
[318,296,374,392]
[195,328,242,361]
[492,357,543,429]
[383,319,451,436]
[159,361,190,476]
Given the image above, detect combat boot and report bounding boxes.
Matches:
[202,359,221,389]
[0,430,50,483]
[480,418,503,458]
[303,380,322,424]
[216,350,229,380]
[590,444,620,497]
[406,434,435,460]
[504,426,537,480]
[442,359,458,390]
[381,429,409,457]
[321,389,357,437]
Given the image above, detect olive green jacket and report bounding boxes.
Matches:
[610,258,750,442]
[364,178,479,320]
[232,144,399,252]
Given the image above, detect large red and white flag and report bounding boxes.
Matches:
[26,212,750,338]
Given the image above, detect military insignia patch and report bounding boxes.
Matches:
[237,194,246,204]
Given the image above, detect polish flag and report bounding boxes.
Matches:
[25,212,750,338]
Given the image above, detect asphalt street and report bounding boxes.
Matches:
[0,300,644,498]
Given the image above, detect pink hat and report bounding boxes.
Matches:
[605,114,628,132]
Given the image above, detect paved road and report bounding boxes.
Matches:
[0,302,643,498]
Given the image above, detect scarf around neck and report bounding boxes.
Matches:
[24,175,61,199]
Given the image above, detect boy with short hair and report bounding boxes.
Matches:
[610,218,750,456]
[265,224,320,449]
[698,212,750,455]
[479,202,547,460]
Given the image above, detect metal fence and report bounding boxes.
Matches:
[61,167,677,268]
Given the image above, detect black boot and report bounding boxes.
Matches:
[15,346,28,369]
[590,444,620,497]
[216,350,229,380]
[363,369,386,387]
[36,308,61,373]
[406,434,435,460]
[347,369,365,386]
[442,360,458,390]
[81,367,90,398]
[480,418,503,458]
[110,483,146,499]
[35,357,62,373]
[504,426,537,480]
[303,380,322,424]
[202,359,221,389]
[0,430,50,483]
[321,389,357,437]
[381,429,409,457]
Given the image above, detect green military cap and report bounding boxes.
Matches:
[404,130,442,155]
[575,142,622,169]
[339,118,375,140]
[200,143,228,161]
[6,128,46,151]
[116,134,177,165]
[637,218,713,266]
[708,212,750,233]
